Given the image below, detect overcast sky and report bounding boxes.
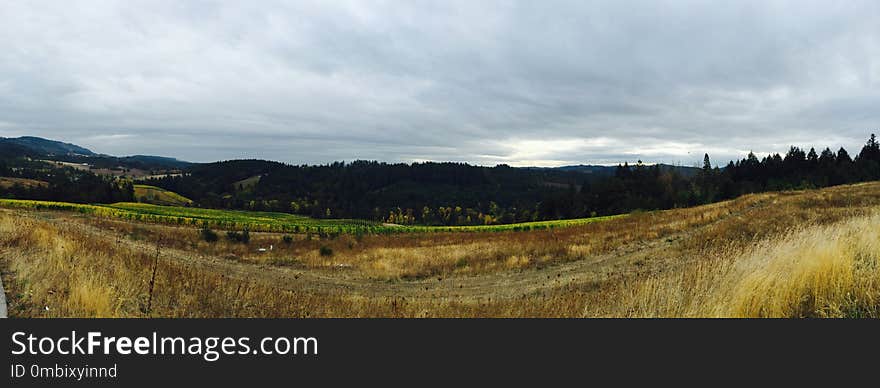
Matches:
[1,1,878,166]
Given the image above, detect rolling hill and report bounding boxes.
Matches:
[0,136,95,156]
[133,185,194,206]
[0,177,49,189]
[3,180,880,317]
[0,136,191,171]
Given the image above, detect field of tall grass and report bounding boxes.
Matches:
[2,181,880,317]
[585,214,880,317]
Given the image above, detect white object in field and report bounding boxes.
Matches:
[270,245,273,251]
[258,248,267,253]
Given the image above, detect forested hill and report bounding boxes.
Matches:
[5,134,880,226]
[143,134,880,226]
[146,160,592,223]
[0,136,95,156]
[0,136,190,170]
[529,163,700,177]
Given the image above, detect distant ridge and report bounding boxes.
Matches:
[530,163,701,177]
[120,155,191,169]
[2,135,700,176]
[0,136,95,156]
[0,136,191,170]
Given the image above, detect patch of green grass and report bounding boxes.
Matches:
[133,185,193,206]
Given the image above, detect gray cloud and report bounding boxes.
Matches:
[1,0,878,166]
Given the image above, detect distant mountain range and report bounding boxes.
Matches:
[1,135,700,176]
[0,136,95,156]
[530,163,700,177]
[0,136,190,170]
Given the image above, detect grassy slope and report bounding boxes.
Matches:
[3,181,880,317]
[233,175,261,191]
[593,212,880,317]
[0,177,49,189]
[133,184,193,206]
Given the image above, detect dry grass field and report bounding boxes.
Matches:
[2,181,880,317]
[0,177,48,189]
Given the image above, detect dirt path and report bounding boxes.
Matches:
[38,194,773,302]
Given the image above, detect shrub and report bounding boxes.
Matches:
[282,235,294,244]
[226,229,251,244]
[269,257,299,267]
[319,246,333,257]
[200,227,218,243]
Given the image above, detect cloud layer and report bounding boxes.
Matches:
[1,1,878,166]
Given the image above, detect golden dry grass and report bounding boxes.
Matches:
[588,214,880,317]
[0,177,48,189]
[2,181,880,317]
[63,190,777,280]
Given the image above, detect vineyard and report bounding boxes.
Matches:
[0,198,621,234]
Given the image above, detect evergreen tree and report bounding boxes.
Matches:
[859,134,880,162]
[807,147,818,166]
[697,154,716,203]
[837,147,853,164]
[857,134,880,179]
[818,147,835,167]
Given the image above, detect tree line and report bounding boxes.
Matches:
[0,159,133,203]
[141,134,880,226]
[538,134,880,219]
[4,134,880,226]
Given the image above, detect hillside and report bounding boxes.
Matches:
[145,160,590,222]
[0,136,95,156]
[141,134,880,227]
[6,134,880,230]
[0,177,48,189]
[2,181,880,317]
[133,185,194,206]
[0,136,191,171]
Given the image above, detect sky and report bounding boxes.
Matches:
[1,1,879,167]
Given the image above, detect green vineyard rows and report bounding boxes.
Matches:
[0,199,622,234]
